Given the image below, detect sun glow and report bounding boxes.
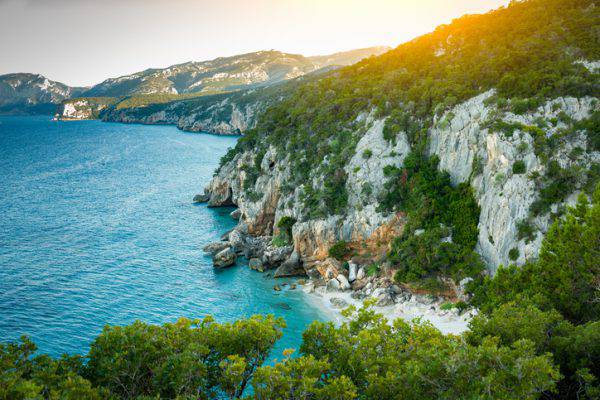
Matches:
[0,0,510,86]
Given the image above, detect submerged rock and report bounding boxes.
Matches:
[230,208,242,220]
[248,258,264,272]
[274,302,291,310]
[213,247,236,268]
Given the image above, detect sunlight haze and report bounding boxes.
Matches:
[1,0,510,86]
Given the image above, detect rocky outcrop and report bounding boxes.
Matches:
[205,88,598,280]
[429,91,598,271]
[101,94,266,136]
[213,247,236,268]
[57,98,116,120]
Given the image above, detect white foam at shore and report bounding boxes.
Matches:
[300,286,473,335]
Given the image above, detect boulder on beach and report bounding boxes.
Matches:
[348,263,358,282]
[326,278,340,292]
[330,297,349,309]
[336,274,351,291]
[213,247,236,268]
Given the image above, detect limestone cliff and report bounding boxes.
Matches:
[204,89,599,276]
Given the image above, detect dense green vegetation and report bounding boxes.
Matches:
[1,306,559,400]
[377,151,484,285]
[1,188,598,399]
[222,0,599,218]
[468,187,600,398]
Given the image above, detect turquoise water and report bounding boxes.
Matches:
[0,116,325,359]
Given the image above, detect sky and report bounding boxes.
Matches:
[0,0,510,87]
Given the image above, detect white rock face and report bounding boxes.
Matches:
[345,118,411,207]
[207,83,598,276]
[429,91,598,271]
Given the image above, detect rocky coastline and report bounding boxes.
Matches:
[193,81,599,331]
[198,199,476,332]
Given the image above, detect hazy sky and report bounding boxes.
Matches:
[0,0,510,87]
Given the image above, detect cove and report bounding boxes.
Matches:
[0,116,327,358]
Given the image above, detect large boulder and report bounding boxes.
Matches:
[337,274,351,291]
[262,245,293,268]
[274,252,304,277]
[348,263,358,282]
[326,279,340,292]
[193,193,210,203]
[315,258,342,281]
[213,247,236,268]
[203,241,230,255]
[230,209,242,220]
[228,229,246,253]
[244,236,272,258]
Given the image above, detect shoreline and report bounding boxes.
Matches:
[299,282,473,335]
[203,207,476,336]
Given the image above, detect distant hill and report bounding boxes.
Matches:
[81,47,390,98]
[1,47,390,116]
[0,73,86,115]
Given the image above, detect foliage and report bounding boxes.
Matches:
[253,354,357,400]
[530,161,582,217]
[328,241,351,261]
[85,316,284,399]
[276,216,297,242]
[472,188,600,323]
[272,235,290,247]
[512,160,527,175]
[517,219,537,242]
[469,187,600,399]
[365,263,380,277]
[297,303,558,400]
[392,227,485,283]
[0,336,105,400]
[380,151,483,283]
[508,247,520,261]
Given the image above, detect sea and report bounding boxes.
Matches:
[0,115,327,359]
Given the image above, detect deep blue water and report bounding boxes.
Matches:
[0,116,325,359]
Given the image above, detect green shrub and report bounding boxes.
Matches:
[362,149,373,159]
[328,241,351,261]
[276,216,296,241]
[366,263,380,277]
[512,160,526,174]
[272,235,289,247]
[508,247,520,261]
[517,219,536,243]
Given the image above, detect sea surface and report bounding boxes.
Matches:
[0,116,326,358]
